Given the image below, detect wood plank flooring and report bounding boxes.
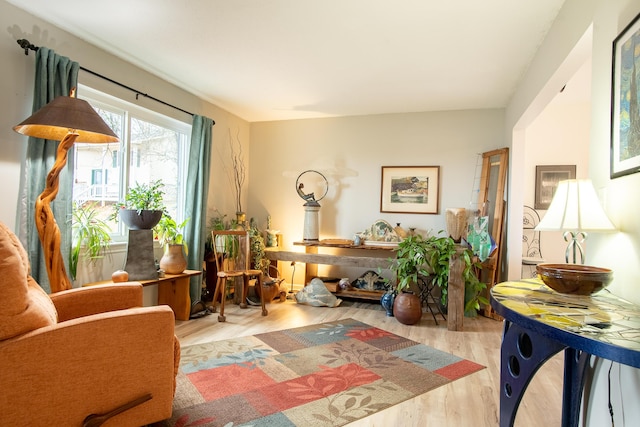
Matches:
[174,297,563,426]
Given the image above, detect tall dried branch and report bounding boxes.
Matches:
[229,129,246,213]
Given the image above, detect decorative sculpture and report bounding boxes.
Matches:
[295,170,328,241]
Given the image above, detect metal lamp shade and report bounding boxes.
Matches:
[13,95,118,143]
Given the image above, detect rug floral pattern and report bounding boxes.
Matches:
[161,318,484,427]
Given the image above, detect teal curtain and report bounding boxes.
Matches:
[19,47,79,293]
[185,115,214,306]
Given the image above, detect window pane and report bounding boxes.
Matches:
[72,87,190,241]
[73,106,123,231]
[129,117,182,219]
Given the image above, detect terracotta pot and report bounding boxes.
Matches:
[393,291,422,325]
[160,244,187,274]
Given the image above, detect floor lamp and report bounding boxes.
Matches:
[535,179,615,264]
[14,92,119,292]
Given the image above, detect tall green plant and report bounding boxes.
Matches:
[389,231,488,317]
[154,214,189,254]
[111,180,166,219]
[206,209,239,258]
[249,218,269,274]
[392,234,432,293]
[70,203,112,280]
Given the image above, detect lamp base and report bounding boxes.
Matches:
[34,132,78,293]
[563,231,587,264]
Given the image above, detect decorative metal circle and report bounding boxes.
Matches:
[295,170,328,203]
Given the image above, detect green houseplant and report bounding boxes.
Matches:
[155,214,189,274]
[111,180,166,229]
[248,218,270,274]
[154,214,189,253]
[389,233,431,324]
[390,231,488,317]
[70,202,112,280]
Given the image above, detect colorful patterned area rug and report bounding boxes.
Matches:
[160,318,484,427]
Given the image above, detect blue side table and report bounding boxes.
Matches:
[490,279,640,426]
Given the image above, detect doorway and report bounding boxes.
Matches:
[506,26,593,280]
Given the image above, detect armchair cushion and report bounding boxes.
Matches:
[0,222,56,341]
[51,282,144,322]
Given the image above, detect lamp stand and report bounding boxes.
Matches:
[563,231,587,264]
[35,132,78,292]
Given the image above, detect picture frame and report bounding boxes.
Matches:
[534,165,576,210]
[380,166,440,214]
[611,11,640,179]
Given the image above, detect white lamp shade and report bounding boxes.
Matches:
[535,179,615,232]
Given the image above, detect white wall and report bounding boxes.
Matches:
[506,1,640,425]
[249,110,505,282]
[524,96,591,266]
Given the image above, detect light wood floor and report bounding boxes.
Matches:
[174,297,564,426]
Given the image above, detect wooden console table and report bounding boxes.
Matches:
[266,240,467,330]
[84,270,201,321]
[265,240,396,301]
[490,279,640,426]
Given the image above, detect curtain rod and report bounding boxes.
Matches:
[17,38,213,123]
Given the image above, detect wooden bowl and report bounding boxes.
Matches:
[536,263,613,295]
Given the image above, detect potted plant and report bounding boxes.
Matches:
[421,232,488,316]
[70,202,112,281]
[248,218,270,275]
[111,180,166,229]
[155,214,189,274]
[389,231,488,323]
[390,234,431,325]
[248,217,281,302]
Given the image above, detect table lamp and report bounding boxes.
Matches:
[14,91,119,292]
[535,179,615,264]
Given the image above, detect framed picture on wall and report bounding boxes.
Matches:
[380,166,440,214]
[611,11,640,179]
[534,165,576,210]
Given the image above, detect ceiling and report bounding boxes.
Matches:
[8,0,567,122]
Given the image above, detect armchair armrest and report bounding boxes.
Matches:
[50,282,143,322]
[0,305,178,426]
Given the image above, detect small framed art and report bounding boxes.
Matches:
[380,166,440,214]
[534,165,576,210]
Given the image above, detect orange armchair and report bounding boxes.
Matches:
[0,222,179,426]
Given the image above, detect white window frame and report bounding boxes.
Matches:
[77,84,191,241]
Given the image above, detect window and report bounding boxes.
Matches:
[73,86,191,239]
